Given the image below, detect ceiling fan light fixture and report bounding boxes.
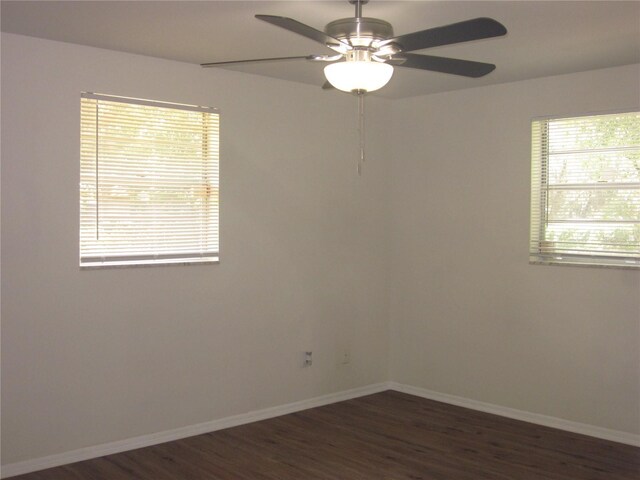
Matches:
[324,59,393,93]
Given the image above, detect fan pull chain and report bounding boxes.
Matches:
[358,92,365,175]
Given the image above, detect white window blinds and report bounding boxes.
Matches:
[530,111,640,268]
[80,93,219,267]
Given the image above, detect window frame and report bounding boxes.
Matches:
[529,109,640,269]
[79,93,220,269]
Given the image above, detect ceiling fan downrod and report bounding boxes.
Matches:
[350,0,367,20]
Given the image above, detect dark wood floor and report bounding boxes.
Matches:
[11,390,640,479]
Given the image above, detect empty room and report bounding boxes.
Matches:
[1,1,639,479]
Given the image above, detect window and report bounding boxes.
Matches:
[530,111,639,268]
[80,93,219,267]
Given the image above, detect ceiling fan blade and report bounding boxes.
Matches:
[392,53,496,77]
[201,55,312,67]
[256,14,350,53]
[322,81,335,90]
[381,17,507,53]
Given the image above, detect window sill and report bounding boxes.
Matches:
[529,257,639,270]
[80,257,220,270]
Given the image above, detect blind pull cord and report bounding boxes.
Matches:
[95,101,100,240]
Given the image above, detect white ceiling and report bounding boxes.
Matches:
[2,1,639,99]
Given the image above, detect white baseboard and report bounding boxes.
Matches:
[3,381,638,478]
[388,382,640,447]
[0,382,388,479]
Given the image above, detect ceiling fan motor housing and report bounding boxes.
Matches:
[325,17,394,47]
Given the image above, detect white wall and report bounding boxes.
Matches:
[389,64,640,434]
[0,33,391,464]
[2,31,639,469]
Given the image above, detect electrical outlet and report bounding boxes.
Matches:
[304,351,313,367]
[341,351,351,365]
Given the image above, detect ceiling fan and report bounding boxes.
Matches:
[201,0,507,94]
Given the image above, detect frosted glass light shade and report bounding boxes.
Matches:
[324,61,394,93]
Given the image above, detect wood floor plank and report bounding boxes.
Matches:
[9,391,640,479]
